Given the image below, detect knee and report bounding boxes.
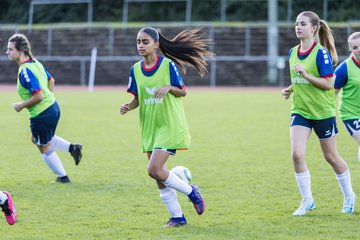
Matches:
[323,152,338,164]
[147,165,160,180]
[291,150,304,163]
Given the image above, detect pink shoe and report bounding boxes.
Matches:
[1,192,17,225]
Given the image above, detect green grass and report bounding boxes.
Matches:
[0,88,359,239]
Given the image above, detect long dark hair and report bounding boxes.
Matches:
[8,33,34,60]
[140,27,215,77]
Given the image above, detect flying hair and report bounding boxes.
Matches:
[140,27,215,77]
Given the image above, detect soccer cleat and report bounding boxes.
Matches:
[342,193,356,214]
[55,175,71,183]
[293,198,316,216]
[70,144,82,166]
[163,215,187,227]
[1,192,17,225]
[188,185,206,215]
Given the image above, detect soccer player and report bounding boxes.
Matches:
[281,11,356,216]
[0,191,16,225]
[6,33,83,183]
[334,32,360,161]
[120,27,213,227]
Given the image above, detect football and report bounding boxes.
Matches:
[171,166,192,184]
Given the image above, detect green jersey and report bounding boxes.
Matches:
[335,57,360,120]
[17,60,55,118]
[133,57,191,152]
[289,43,335,120]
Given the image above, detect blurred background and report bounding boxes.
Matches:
[0,0,359,86]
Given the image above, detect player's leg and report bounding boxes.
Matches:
[147,151,186,227]
[316,117,355,213]
[0,191,16,225]
[290,116,315,216]
[352,131,360,161]
[50,135,82,166]
[148,149,206,215]
[31,103,70,183]
[320,137,355,213]
[343,119,360,161]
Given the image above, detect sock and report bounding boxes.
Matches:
[42,149,67,177]
[295,171,312,199]
[50,135,71,152]
[336,170,354,198]
[163,171,192,195]
[160,187,183,218]
[0,191,7,205]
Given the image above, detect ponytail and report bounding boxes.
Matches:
[157,28,215,77]
[299,11,338,66]
[318,20,338,66]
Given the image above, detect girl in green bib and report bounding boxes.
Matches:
[281,11,356,216]
[120,27,213,227]
[334,32,360,162]
[7,33,82,183]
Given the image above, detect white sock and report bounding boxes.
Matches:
[163,171,192,195]
[295,171,312,199]
[336,170,354,198]
[50,135,71,152]
[0,191,7,205]
[42,149,67,177]
[160,187,183,218]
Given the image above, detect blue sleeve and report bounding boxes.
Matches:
[127,66,138,95]
[19,68,42,94]
[43,66,53,80]
[288,49,293,60]
[169,60,184,88]
[316,48,334,77]
[334,61,348,89]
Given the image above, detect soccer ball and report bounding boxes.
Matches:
[171,166,192,184]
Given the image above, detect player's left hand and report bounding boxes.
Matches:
[155,87,169,99]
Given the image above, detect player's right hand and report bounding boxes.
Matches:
[120,103,129,115]
[281,87,292,100]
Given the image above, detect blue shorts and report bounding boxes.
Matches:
[290,113,338,140]
[343,119,360,136]
[30,101,60,145]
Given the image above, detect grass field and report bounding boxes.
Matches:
[0,87,359,239]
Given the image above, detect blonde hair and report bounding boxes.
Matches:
[348,32,360,51]
[299,11,339,66]
[8,33,34,60]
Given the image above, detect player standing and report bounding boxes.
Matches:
[281,11,356,216]
[120,27,214,227]
[334,32,360,161]
[6,33,82,183]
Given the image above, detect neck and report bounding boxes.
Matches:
[300,38,314,52]
[143,53,158,68]
[17,54,29,65]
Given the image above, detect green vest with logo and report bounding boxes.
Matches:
[17,60,55,118]
[133,57,191,152]
[289,44,335,120]
[338,57,360,120]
